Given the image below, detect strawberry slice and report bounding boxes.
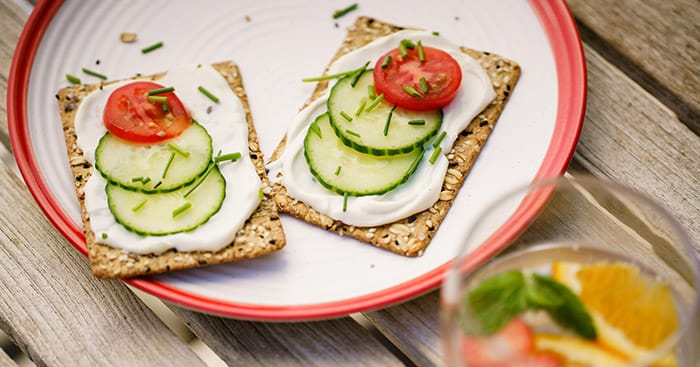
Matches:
[461,318,562,366]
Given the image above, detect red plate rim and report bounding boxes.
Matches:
[7,0,585,321]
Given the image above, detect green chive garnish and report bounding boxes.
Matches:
[408,119,426,125]
[310,122,322,138]
[420,77,429,93]
[258,187,264,200]
[340,110,353,122]
[168,143,190,157]
[132,199,148,212]
[399,42,408,58]
[332,3,358,19]
[131,176,144,183]
[365,93,385,112]
[433,131,447,148]
[381,55,392,69]
[342,192,349,212]
[148,95,168,104]
[214,152,242,163]
[345,129,361,138]
[198,86,220,103]
[384,105,397,136]
[184,163,215,198]
[153,181,162,189]
[141,41,163,54]
[161,152,175,179]
[335,166,342,176]
[432,31,440,36]
[429,146,443,164]
[148,86,175,95]
[355,100,367,117]
[400,39,416,50]
[417,40,425,62]
[172,202,192,217]
[368,84,376,99]
[66,74,81,84]
[141,177,151,185]
[350,61,370,87]
[162,103,169,112]
[82,68,107,80]
[302,63,368,83]
[101,232,108,240]
[402,86,424,99]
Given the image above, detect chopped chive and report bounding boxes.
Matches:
[383,105,397,136]
[168,143,190,157]
[399,42,408,58]
[303,63,368,82]
[141,176,151,185]
[381,55,392,69]
[162,103,169,112]
[350,61,370,87]
[184,163,215,198]
[417,40,425,62]
[66,74,81,84]
[407,150,425,175]
[258,187,264,200]
[340,110,353,122]
[355,99,367,117]
[420,77,429,93]
[141,41,163,54]
[433,131,447,148]
[214,152,242,163]
[335,166,342,176]
[400,39,416,50]
[82,68,107,80]
[101,232,108,240]
[368,84,376,99]
[342,192,349,212]
[172,202,192,217]
[345,129,361,138]
[198,85,220,103]
[148,86,175,95]
[408,119,426,125]
[309,122,322,138]
[402,86,424,99]
[332,3,358,19]
[365,93,385,112]
[429,146,443,164]
[132,199,148,212]
[153,181,162,189]
[161,152,176,179]
[148,95,168,104]
[131,176,144,183]
[432,31,440,36]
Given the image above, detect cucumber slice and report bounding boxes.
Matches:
[106,164,225,236]
[304,113,424,196]
[327,69,442,156]
[95,122,213,193]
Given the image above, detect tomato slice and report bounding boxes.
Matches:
[373,45,462,111]
[103,81,191,143]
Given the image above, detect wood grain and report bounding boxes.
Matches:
[170,308,404,367]
[0,0,27,145]
[568,0,700,134]
[0,162,205,367]
[0,349,16,367]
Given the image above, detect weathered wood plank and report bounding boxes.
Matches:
[568,0,700,134]
[0,162,205,367]
[170,308,405,367]
[0,0,28,146]
[363,41,700,365]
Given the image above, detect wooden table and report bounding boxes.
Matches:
[1,0,697,366]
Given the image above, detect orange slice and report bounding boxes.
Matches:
[535,334,627,366]
[552,261,679,366]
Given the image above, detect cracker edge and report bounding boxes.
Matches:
[269,16,521,256]
[58,61,286,279]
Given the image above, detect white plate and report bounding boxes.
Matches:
[9,0,585,320]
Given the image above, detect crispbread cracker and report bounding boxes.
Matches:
[58,61,285,278]
[270,17,520,256]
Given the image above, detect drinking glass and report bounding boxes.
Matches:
[441,175,700,366]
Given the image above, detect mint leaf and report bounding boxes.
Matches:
[466,270,528,334]
[531,273,597,340]
[525,274,564,308]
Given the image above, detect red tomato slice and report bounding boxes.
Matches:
[373,45,462,111]
[103,81,191,143]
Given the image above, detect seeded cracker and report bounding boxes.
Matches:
[269,17,521,256]
[58,61,286,278]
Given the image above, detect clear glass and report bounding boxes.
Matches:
[441,176,700,367]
